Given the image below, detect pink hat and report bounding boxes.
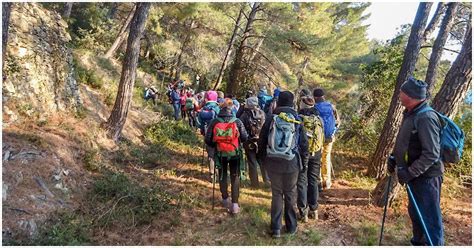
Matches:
[205,90,218,101]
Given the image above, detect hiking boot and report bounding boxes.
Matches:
[299,208,309,223]
[230,203,240,214]
[270,229,281,238]
[221,198,231,209]
[309,210,318,220]
[286,226,298,236]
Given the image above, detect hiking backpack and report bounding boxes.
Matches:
[185,98,194,111]
[245,108,265,139]
[414,106,465,163]
[258,94,273,111]
[266,112,301,160]
[199,105,217,133]
[300,114,324,155]
[213,117,240,158]
[315,102,336,140]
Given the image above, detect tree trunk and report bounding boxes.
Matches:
[174,19,195,81]
[248,37,265,62]
[371,174,402,207]
[432,26,472,119]
[227,2,261,96]
[367,3,432,180]
[2,2,12,68]
[62,2,73,19]
[423,3,446,42]
[213,6,244,90]
[295,56,310,108]
[104,5,137,59]
[144,32,151,59]
[425,2,459,97]
[105,3,150,141]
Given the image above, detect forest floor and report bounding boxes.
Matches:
[3,51,471,246]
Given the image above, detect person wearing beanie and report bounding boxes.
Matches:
[296,95,322,222]
[239,96,268,188]
[313,87,340,190]
[198,90,221,182]
[389,77,444,245]
[205,98,248,215]
[258,90,309,238]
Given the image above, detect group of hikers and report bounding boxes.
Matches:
[150,77,455,245]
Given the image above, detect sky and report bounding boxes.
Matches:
[363,2,460,62]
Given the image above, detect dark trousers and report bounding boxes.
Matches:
[268,170,299,232]
[297,151,322,212]
[180,105,186,120]
[245,147,269,187]
[218,156,240,203]
[172,103,180,120]
[187,110,196,128]
[407,176,444,246]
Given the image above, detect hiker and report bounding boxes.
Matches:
[185,91,198,128]
[239,96,268,188]
[258,91,309,238]
[198,90,220,180]
[144,86,158,105]
[180,89,188,120]
[226,94,240,117]
[313,88,339,190]
[217,91,225,104]
[387,77,444,246]
[296,88,311,111]
[205,98,248,214]
[236,90,254,118]
[264,87,280,115]
[257,86,273,111]
[297,96,324,222]
[170,86,181,120]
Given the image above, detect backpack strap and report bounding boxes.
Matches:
[413,106,437,130]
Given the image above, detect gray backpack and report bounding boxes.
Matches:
[266,112,300,160]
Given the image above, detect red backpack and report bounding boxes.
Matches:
[212,117,240,157]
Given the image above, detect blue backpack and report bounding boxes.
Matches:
[199,104,217,132]
[315,102,336,140]
[258,94,273,110]
[415,106,465,163]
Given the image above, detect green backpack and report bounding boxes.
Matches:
[185,98,194,110]
[301,114,324,155]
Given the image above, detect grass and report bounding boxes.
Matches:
[339,169,377,190]
[353,220,379,246]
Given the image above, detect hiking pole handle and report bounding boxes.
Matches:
[406,183,434,246]
[379,175,392,246]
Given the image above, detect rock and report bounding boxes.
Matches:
[3,183,9,201]
[18,219,38,237]
[53,174,61,181]
[62,169,70,176]
[3,150,11,161]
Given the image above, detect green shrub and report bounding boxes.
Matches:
[33,212,92,245]
[354,221,378,246]
[145,119,201,147]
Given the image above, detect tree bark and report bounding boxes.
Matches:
[213,6,244,91]
[227,2,261,96]
[368,3,432,180]
[425,2,459,97]
[104,5,137,59]
[62,2,73,19]
[423,3,446,42]
[432,26,472,119]
[174,19,195,81]
[105,3,150,141]
[295,56,310,108]
[2,2,12,67]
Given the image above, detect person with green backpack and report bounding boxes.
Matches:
[258,91,309,238]
[205,98,248,214]
[297,96,324,222]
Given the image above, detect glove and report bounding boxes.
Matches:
[397,167,415,184]
[387,155,396,173]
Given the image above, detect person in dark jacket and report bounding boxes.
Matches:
[258,91,309,238]
[205,98,248,214]
[239,96,268,188]
[387,77,444,246]
[297,96,322,222]
[170,86,181,120]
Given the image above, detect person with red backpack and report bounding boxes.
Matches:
[239,96,268,188]
[258,91,309,238]
[205,98,248,214]
[313,88,340,190]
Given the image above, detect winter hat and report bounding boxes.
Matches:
[273,87,281,98]
[401,77,427,100]
[300,96,315,109]
[205,90,218,101]
[277,91,294,107]
[300,88,311,97]
[246,96,259,108]
[313,88,325,98]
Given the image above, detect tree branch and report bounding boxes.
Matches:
[420,45,460,54]
[242,45,275,66]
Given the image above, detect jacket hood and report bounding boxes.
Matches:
[273,106,298,116]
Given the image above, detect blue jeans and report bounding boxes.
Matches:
[172,103,181,120]
[407,176,444,246]
[297,150,322,212]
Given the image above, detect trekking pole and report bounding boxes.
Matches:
[406,183,434,246]
[212,164,216,210]
[379,175,392,245]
